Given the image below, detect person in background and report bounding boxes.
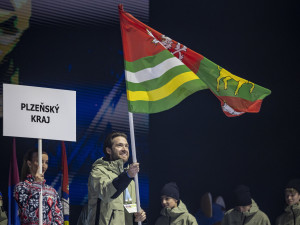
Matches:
[14,149,63,225]
[0,192,8,225]
[194,192,225,225]
[87,131,146,225]
[221,185,270,225]
[155,182,198,225]
[276,179,300,225]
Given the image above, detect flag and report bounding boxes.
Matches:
[61,142,69,225]
[8,138,20,225]
[119,5,271,117]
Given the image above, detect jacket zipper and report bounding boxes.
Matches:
[108,210,115,225]
[169,216,171,225]
[291,207,296,225]
[241,212,246,225]
[242,216,247,225]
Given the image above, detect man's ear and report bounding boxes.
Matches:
[106,147,111,155]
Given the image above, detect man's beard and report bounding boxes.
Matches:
[111,151,128,162]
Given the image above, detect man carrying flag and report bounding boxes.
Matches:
[119,5,271,117]
[87,131,146,225]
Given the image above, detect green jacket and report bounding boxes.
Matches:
[155,200,198,225]
[276,203,300,225]
[88,158,136,225]
[221,199,270,225]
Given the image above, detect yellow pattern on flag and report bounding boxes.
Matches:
[127,72,199,101]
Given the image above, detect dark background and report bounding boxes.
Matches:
[1,0,299,224]
[148,0,299,224]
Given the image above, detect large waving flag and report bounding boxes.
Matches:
[119,5,271,117]
[8,138,20,225]
[61,142,69,225]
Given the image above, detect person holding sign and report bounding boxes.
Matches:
[14,149,64,225]
[87,131,146,225]
[155,182,198,225]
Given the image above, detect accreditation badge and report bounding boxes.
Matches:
[124,203,137,213]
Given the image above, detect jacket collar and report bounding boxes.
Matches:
[26,174,46,185]
[233,199,259,217]
[285,202,300,212]
[161,200,188,218]
[93,157,125,174]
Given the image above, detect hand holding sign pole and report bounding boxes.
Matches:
[3,83,76,225]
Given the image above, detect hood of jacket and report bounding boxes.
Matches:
[92,157,125,175]
[160,200,189,218]
[242,199,259,217]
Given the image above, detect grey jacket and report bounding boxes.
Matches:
[155,200,198,225]
[221,199,270,225]
[87,158,136,225]
[276,202,300,225]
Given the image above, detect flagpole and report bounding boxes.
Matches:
[38,138,43,225]
[128,112,142,225]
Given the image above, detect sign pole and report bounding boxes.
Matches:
[38,138,43,225]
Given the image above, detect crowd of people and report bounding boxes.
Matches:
[0,131,299,225]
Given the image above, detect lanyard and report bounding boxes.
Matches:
[125,188,132,203]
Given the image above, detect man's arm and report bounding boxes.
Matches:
[111,171,133,199]
[88,168,118,202]
[111,163,140,199]
[88,163,139,202]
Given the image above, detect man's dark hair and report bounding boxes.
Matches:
[103,131,127,158]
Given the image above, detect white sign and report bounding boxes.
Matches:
[3,83,76,141]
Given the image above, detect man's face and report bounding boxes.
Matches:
[107,136,129,162]
[235,205,251,212]
[285,191,300,206]
[161,195,178,209]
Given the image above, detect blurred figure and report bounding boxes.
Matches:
[221,185,270,225]
[155,182,198,225]
[215,196,226,213]
[14,149,63,224]
[276,179,300,225]
[194,192,225,225]
[0,0,32,117]
[0,192,8,225]
[0,0,31,62]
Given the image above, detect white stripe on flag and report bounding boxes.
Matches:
[125,57,184,83]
